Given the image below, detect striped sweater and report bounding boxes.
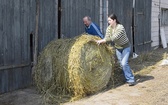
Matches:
[104,24,130,49]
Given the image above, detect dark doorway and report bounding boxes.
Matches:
[30,33,34,66]
[132,2,135,53]
[58,0,61,39]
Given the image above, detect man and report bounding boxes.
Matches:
[83,16,104,39]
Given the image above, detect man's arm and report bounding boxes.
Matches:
[91,23,104,39]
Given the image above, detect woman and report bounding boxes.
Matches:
[96,14,135,86]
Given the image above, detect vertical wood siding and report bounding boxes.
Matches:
[109,0,152,53]
[61,0,100,38]
[38,0,58,52]
[0,0,36,94]
[108,0,133,51]
[134,0,152,53]
[0,0,155,94]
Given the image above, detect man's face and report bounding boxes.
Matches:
[83,17,91,27]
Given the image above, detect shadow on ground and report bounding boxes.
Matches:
[104,48,167,92]
[130,48,167,73]
[135,75,154,83]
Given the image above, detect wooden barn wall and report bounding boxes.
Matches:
[0,0,36,94]
[0,0,153,94]
[108,0,152,53]
[134,0,152,53]
[38,0,58,52]
[61,0,100,38]
[108,0,133,49]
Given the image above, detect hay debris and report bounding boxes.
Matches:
[34,34,114,104]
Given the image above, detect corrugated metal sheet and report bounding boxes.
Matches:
[0,0,36,94]
[61,0,100,38]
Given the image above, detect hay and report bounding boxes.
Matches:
[34,34,114,104]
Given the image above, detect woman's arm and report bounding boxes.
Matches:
[96,39,106,45]
[95,26,111,45]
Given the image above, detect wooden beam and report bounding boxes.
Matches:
[32,0,40,75]
[0,63,31,71]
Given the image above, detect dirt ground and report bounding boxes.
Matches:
[0,48,168,105]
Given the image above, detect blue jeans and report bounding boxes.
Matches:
[116,47,135,83]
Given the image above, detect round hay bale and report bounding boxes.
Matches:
[35,34,114,103]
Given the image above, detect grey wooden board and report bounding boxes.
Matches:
[0,0,35,94]
[134,0,152,53]
[38,0,58,52]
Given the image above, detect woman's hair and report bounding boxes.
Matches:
[108,14,120,24]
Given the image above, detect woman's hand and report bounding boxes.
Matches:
[95,39,106,45]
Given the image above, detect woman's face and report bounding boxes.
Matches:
[108,17,116,26]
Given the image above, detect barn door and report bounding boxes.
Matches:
[133,0,152,53]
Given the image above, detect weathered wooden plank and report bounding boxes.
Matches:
[0,0,3,66]
[14,0,22,91]
[10,0,15,67]
[123,0,133,46]
[0,63,30,71]
[144,0,152,51]
[0,30,3,66]
[54,0,58,38]
[21,66,32,88]
[1,0,10,93]
[13,0,21,64]
[0,70,8,93]
[14,71,21,90]
[20,0,25,64]
[22,0,29,64]
[29,0,36,34]
[134,0,144,53]
[94,0,100,25]
[72,0,76,36]
[6,0,14,91]
[2,0,8,66]
[42,0,47,48]
[134,0,152,53]
[0,0,35,94]
[38,0,58,52]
